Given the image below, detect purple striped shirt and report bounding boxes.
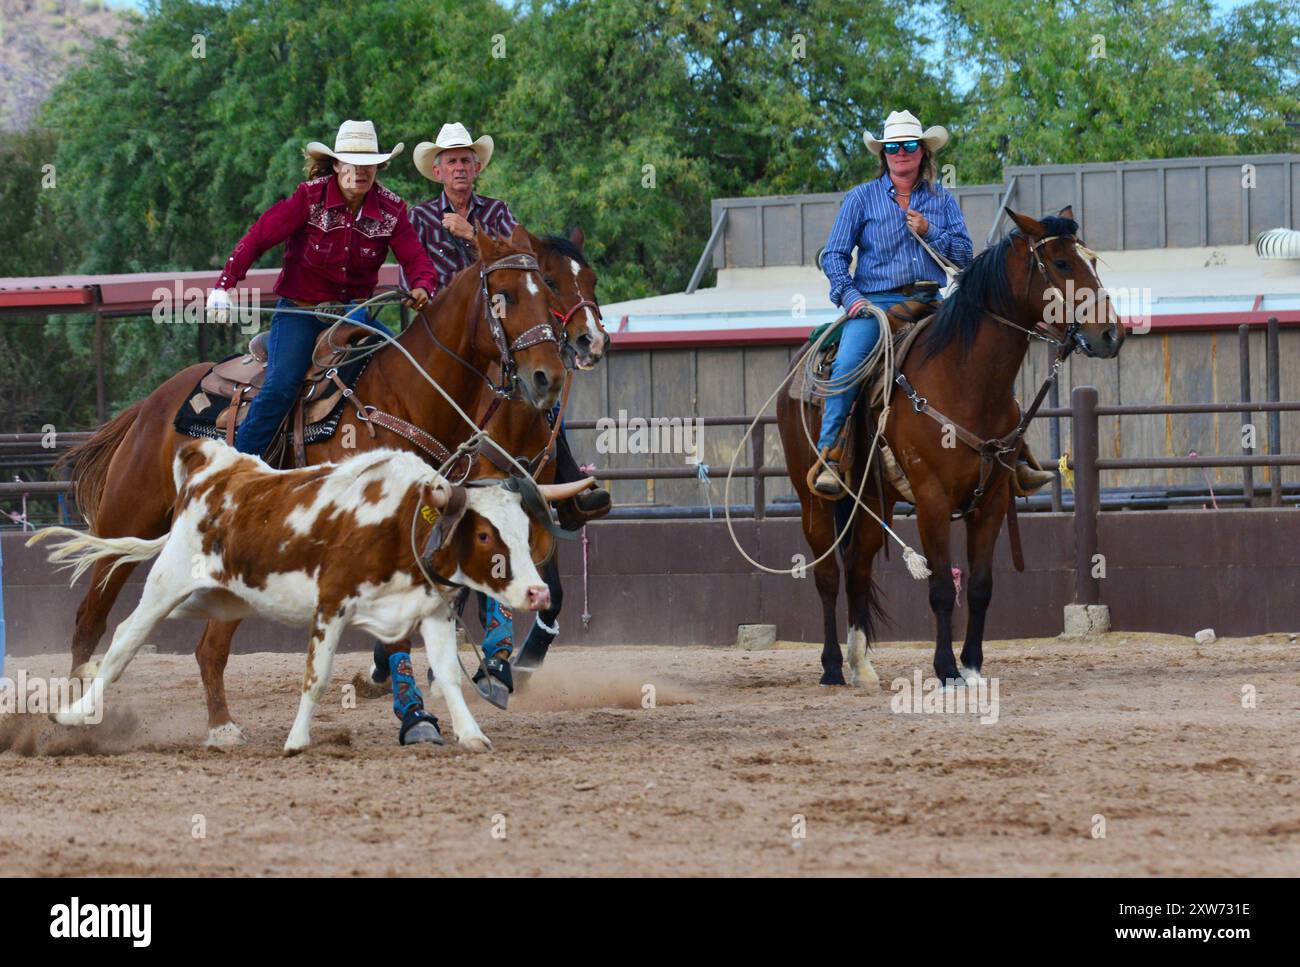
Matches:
[404,190,518,292]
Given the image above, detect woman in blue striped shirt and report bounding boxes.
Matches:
[812,110,1053,498]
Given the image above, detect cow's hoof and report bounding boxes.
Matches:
[459,732,493,753]
[204,722,247,748]
[72,660,100,680]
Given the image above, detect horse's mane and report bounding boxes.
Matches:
[921,214,1079,361]
[538,234,587,267]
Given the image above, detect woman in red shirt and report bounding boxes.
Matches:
[206,120,440,457]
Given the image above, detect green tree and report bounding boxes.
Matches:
[940,0,1300,182]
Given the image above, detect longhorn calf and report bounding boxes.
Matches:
[31,440,589,753]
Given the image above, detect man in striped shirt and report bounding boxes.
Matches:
[408,123,518,290]
[812,110,1052,498]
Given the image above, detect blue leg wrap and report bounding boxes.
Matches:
[388,652,424,720]
[481,598,514,659]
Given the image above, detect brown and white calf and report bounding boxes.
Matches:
[31,439,591,753]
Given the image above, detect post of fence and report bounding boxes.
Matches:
[1267,316,1282,507]
[751,420,766,521]
[1049,377,1063,513]
[1071,385,1101,606]
[1238,323,1255,506]
[0,535,6,677]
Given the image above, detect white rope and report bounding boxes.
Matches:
[233,295,540,483]
[722,305,930,580]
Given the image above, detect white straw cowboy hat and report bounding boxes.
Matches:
[863,110,949,155]
[413,122,495,182]
[305,119,404,165]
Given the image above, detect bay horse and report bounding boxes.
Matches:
[484,228,608,673]
[58,229,574,745]
[777,208,1124,687]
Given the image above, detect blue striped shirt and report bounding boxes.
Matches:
[820,173,974,311]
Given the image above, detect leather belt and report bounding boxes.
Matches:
[889,281,940,296]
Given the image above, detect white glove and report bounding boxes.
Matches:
[206,287,232,325]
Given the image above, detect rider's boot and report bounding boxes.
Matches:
[809,442,847,499]
[1013,442,1055,495]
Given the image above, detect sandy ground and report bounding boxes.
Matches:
[1,633,1298,877]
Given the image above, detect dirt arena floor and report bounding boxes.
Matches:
[1,633,1297,876]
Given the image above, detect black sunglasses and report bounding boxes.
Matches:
[883,140,921,155]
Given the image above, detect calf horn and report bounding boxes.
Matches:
[536,476,596,502]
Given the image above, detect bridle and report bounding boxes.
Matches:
[424,252,563,400]
[984,233,1105,351]
[551,294,603,331]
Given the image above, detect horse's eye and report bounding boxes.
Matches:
[1054,260,1070,271]
[493,290,514,305]
[543,276,559,292]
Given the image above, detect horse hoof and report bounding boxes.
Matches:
[400,721,444,746]
[960,666,985,685]
[819,669,847,687]
[204,722,247,748]
[398,709,443,746]
[370,643,390,684]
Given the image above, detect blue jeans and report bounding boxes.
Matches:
[234,298,393,456]
[817,291,935,453]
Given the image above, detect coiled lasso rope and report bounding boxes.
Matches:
[723,304,930,580]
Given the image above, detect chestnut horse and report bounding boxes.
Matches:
[777,208,1124,687]
[59,229,575,745]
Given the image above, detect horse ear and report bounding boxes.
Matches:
[471,226,494,261]
[1057,204,1075,220]
[1006,208,1046,238]
[507,223,535,252]
[569,225,585,251]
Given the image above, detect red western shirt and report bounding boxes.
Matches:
[216,175,439,302]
